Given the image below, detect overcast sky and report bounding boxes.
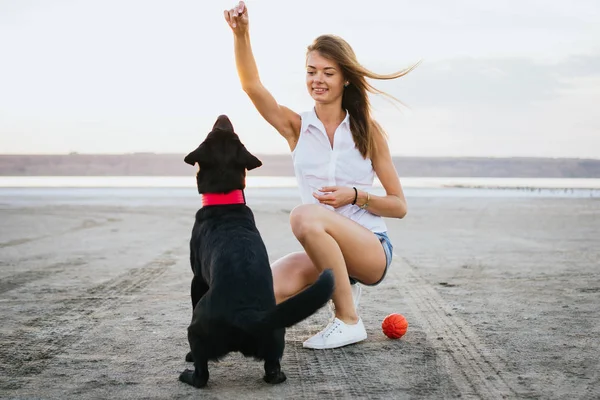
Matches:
[1,0,599,157]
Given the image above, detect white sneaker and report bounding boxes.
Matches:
[329,283,362,313]
[302,318,367,349]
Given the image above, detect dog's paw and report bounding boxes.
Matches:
[263,370,287,385]
[179,368,208,388]
[185,351,194,362]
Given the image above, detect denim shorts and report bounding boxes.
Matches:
[349,231,394,287]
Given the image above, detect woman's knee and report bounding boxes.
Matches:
[289,204,324,242]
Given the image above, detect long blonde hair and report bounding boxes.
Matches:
[307,34,419,158]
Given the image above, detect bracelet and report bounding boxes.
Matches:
[360,192,370,209]
[351,187,358,205]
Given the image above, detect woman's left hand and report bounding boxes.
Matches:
[313,186,355,208]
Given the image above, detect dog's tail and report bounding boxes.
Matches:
[258,269,335,330]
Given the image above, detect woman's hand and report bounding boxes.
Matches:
[313,186,356,208]
[224,1,249,35]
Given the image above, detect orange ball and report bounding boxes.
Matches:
[382,313,408,339]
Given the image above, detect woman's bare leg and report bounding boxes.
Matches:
[287,204,387,324]
[271,251,320,304]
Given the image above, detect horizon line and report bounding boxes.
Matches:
[1,153,600,161]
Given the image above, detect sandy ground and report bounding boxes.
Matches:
[0,189,599,399]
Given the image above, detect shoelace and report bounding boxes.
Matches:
[322,319,343,338]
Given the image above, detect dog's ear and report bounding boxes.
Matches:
[184,142,212,166]
[237,144,262,171]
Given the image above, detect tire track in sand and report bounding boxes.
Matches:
[0,250,178,390]
[0,218,119,249]
[0,259,89,295]
[397,256,530,399]
[285,342,349,399]
[285,321,405,398]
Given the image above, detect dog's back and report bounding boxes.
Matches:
[190,204,334,349]
[190,204,278,326]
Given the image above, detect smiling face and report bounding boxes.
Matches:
[306,51,346,105]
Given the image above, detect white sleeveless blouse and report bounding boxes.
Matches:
[291,108,387,233]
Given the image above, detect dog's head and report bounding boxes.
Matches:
[184,115,262,194]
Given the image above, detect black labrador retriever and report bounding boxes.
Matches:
[179,115,335,388]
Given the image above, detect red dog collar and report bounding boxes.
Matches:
[201,190,246,207]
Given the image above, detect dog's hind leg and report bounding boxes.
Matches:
[180,338,209,388]
[263,359,286,384]
[186,277,209,362]
[179,359,209,388]
[189,244,208,313]
[191,276,209,313]
[263,328,286,384]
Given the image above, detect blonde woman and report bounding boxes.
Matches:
[224,1,415,349]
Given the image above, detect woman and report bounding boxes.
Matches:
[224,1,415,349]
